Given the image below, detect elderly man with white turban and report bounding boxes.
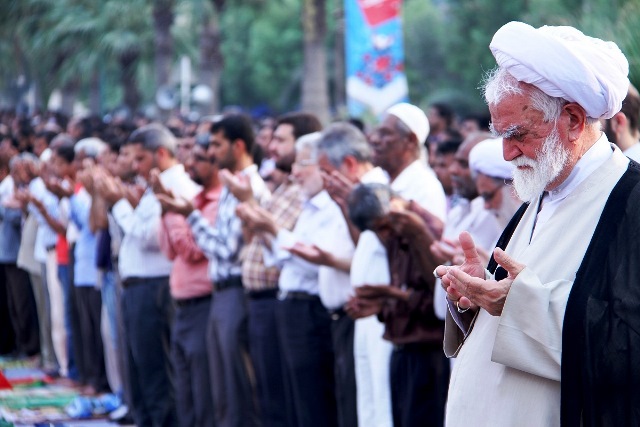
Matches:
[435,21,638,426]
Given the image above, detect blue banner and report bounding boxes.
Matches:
[345,0,408,117]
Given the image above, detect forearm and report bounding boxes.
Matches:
[89,195,109,233]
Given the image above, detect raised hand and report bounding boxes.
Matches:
[322,170,355,209]
[438,232,526,316]
[220,170,252,202]
[148,168,172,197]
[156,193,195,217]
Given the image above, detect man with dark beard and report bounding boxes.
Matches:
[436,22,637,426]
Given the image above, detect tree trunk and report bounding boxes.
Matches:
[153,0,175,92]
[332,1,346,116]
[198,3,224,115]
[302,0,330,125]
[60,79,80,116]
[119,50,141,112]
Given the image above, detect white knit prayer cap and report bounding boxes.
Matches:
[469,137,514,180]
[386,103,430,144]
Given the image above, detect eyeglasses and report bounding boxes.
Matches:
[292,159,317,168]
[480,186,502,202]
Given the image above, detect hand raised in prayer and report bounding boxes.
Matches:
[439,232,526,316]
[345,295,383,319]
[430,238,462,265]
[156,193,194,217]
[148,168,173,199]
[285,242,334,266]
[220,169,253,202]
[322,170,355,209]
[124,183,145,209]
[95,175,126,206]
[236,202,277,236]
[45,177,73,199]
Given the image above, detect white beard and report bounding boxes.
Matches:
[511,126,569,202]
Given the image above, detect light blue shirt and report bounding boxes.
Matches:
[70,188,98,286]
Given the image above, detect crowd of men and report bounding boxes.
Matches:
[1,20,640,427]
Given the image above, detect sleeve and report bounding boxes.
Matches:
[70,194,91,231]
[111,195,161,250]
[490,266,572,381]
[158,215,177,261]
[187,205,240,262]
[262,228,294,268]
[160,213,206,263]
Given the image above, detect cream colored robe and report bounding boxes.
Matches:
[444,147,629,427]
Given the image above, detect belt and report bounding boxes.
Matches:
[246,288,278,300]
[122,276,168,288]
[46,245,56,252]
[392,341,442,352]
[216,275,243,292]
[328,307,347,321]
[278,290,321,302]
[174,294,211,308]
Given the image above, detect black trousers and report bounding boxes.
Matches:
[276,296,337,427]
[1,263,40,356]
[247,294,288,427]
[122,277,177,427]
[0,265,16,355]
[75,286,109,392]
[390,343,450,427]
[330,310,358,427]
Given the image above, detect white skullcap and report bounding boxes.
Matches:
[490,21,629,119]
[386,103,430,144]
[469,138,514,180]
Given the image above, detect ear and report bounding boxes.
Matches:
[562,103,588,142]
[233,139,247,156]
[609,112,626,133]
[342,155,358,174]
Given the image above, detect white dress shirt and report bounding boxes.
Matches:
[267,190,350,307]
[623,141,640,162]
[28,177,60,263]
[113,163,200,280]
[390,160,447,221]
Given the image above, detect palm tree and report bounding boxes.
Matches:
[301,0,330,124]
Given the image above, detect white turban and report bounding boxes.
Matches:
[469,138,514,181]
[386,103,430,144]
[490,21,629,119]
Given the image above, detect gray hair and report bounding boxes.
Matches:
[347,183,393,231]
[9,152,39,170]
[318,122,372,168]
[295,131,323,161]
[127,123,177,155]
[482,67,599,126]
[75,137,107,159]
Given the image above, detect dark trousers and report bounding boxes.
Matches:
[122,277,176,427]
[276,297,337,427]
[207,285,258,427]
[57,264,78,380]
[330,310,358,427]
[75,286,109,392]
[390,344,450,427]
[1,263,39,356]
[248,294,288,427]
[0,265,16,354]
[172,297,216,427]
